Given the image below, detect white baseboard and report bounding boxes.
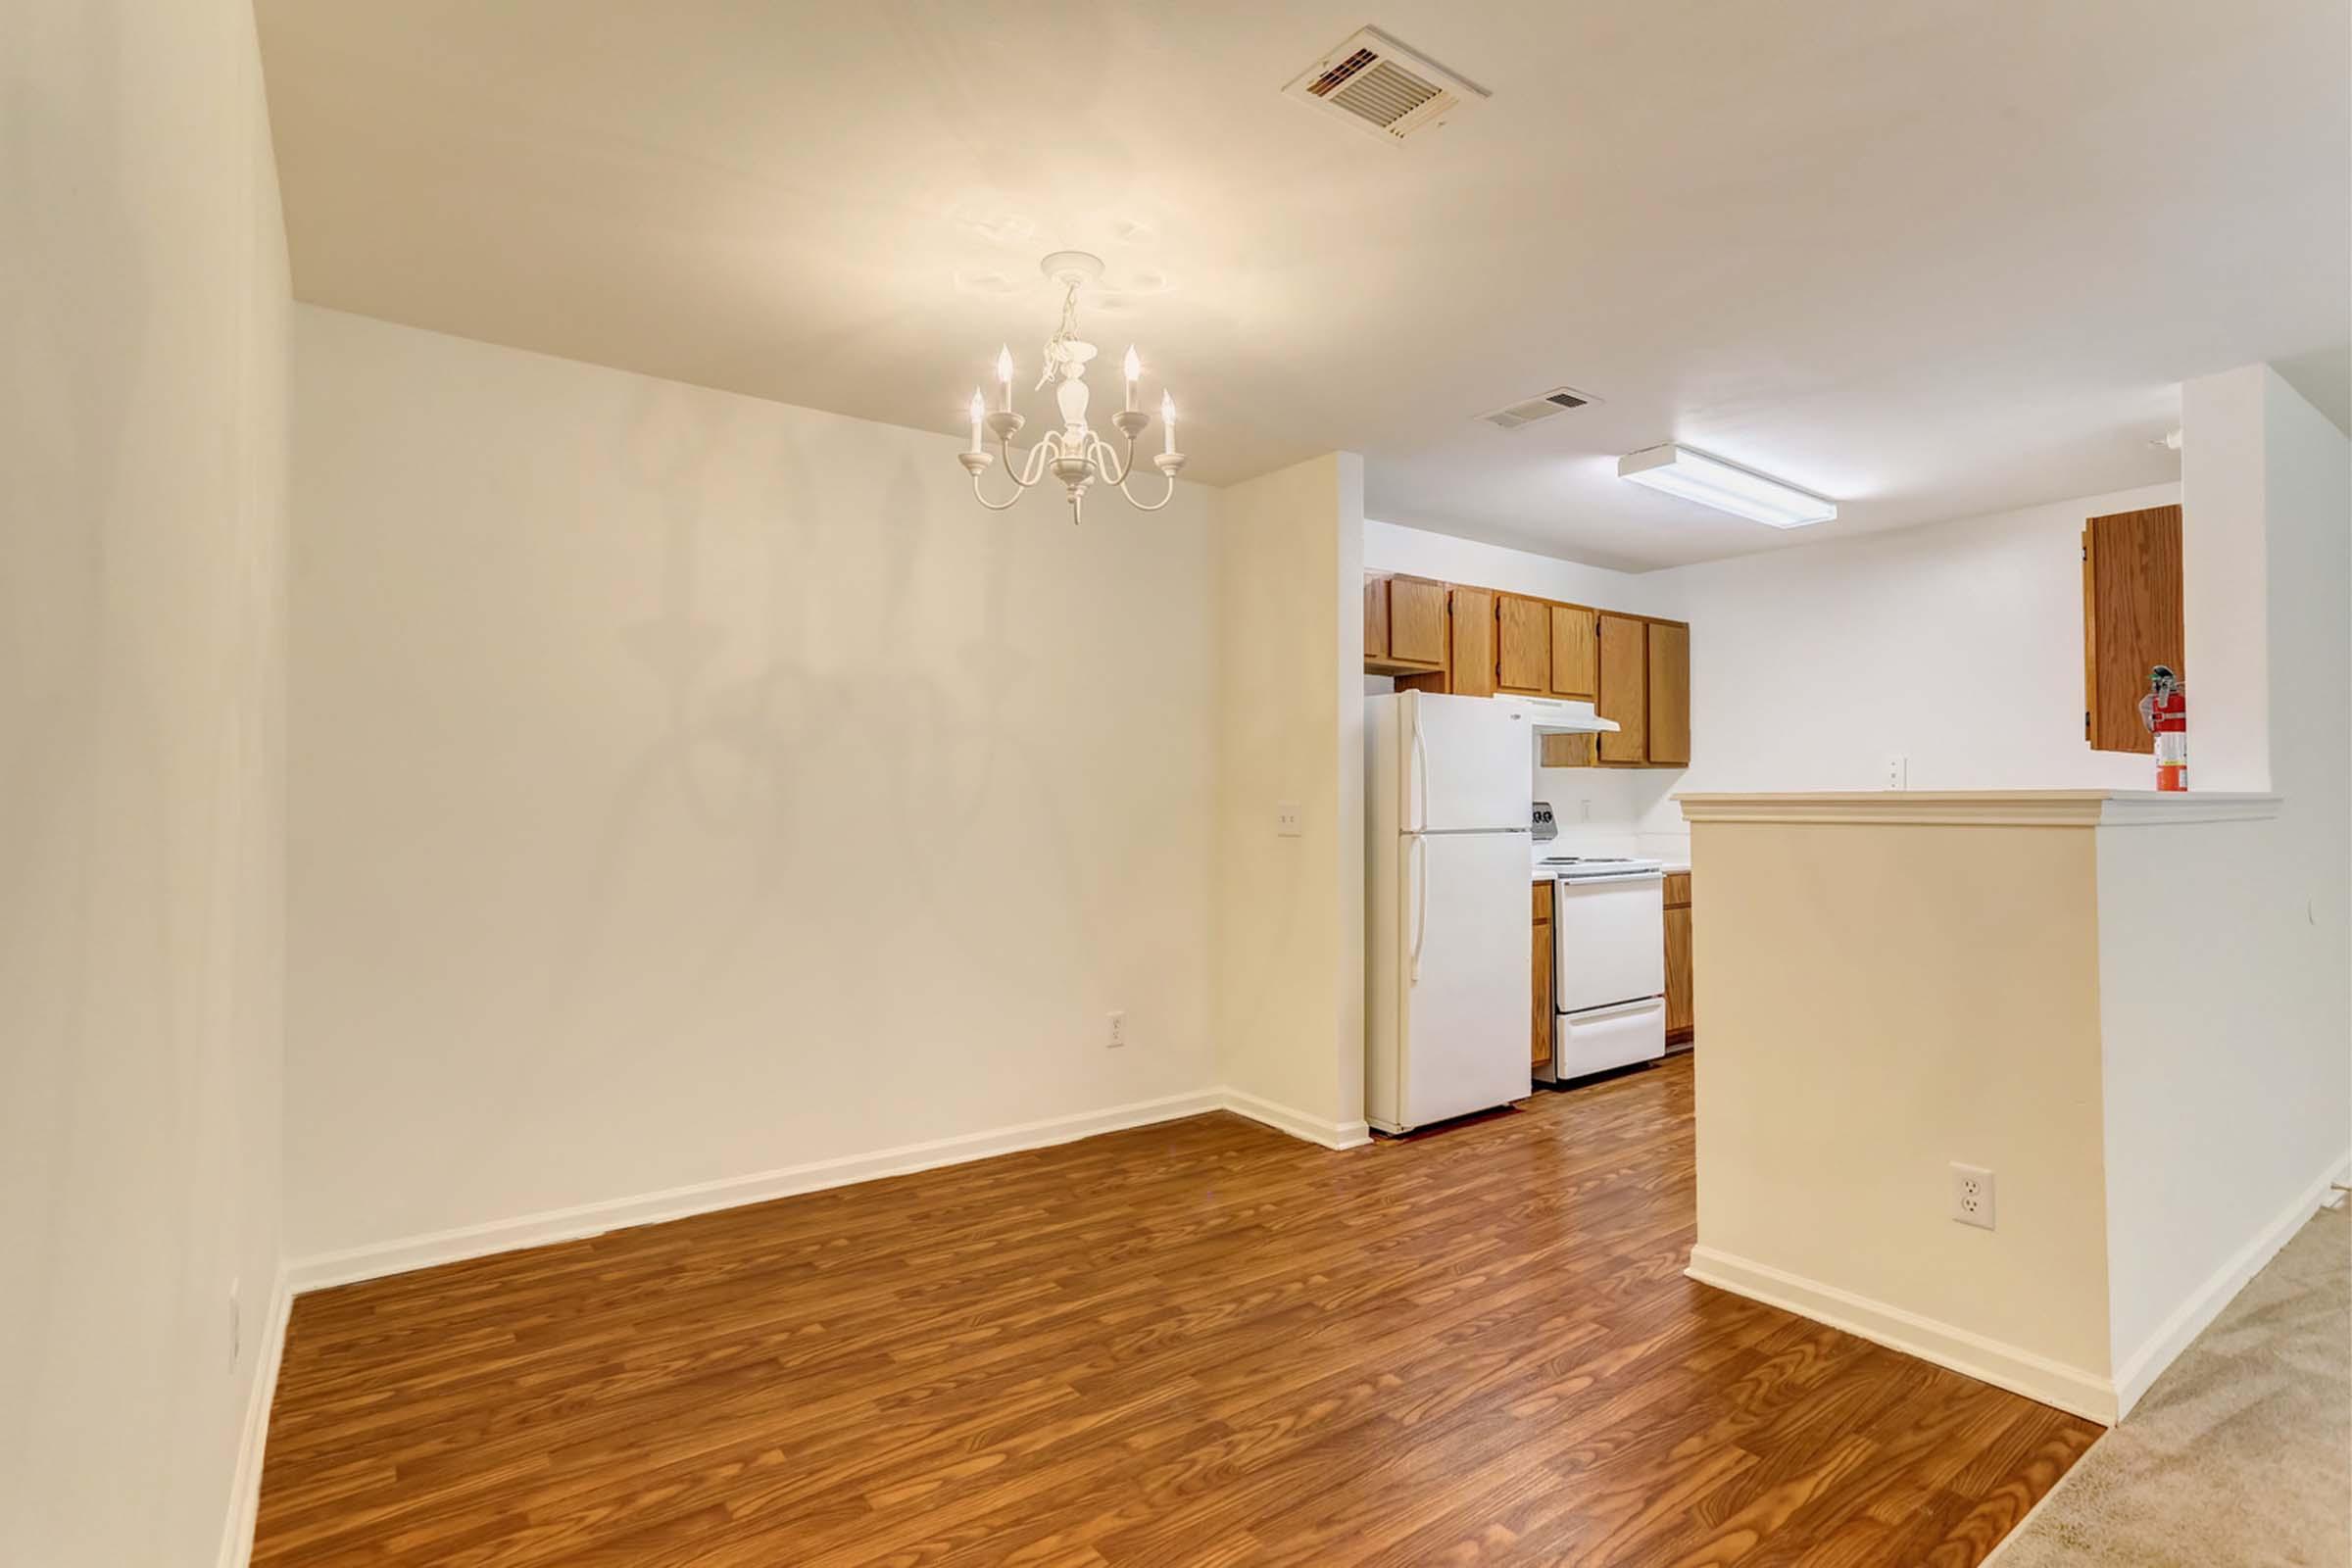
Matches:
[287,1086,1381,1293]
[2109,1150,2351,1419]
[215,1269,291,1568]
[1217,1086,1373,1151]
[1687,1245,2117,1425]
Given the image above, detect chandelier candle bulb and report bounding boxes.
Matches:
[967,390,985,454]
[1123,345,1141,414]
[1161,392,1176,455]
[996,345,1014,413]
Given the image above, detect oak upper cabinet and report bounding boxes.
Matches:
[1448,586,1498,698]
[1645,620,1691,766]
[1663,872,1692,1044]
[1539,730,1594,767]
[1365,572,1448,675]
[2082,505,2183,754]
[1548,605,1597,699]
[1594,612,1648,763]
[1535,605,1603,765]
[1494,594,1551,695]
[1531,880,1554,1073]
[1361,576,1692,768]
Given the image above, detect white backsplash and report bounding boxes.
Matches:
[1533,762,1690,868]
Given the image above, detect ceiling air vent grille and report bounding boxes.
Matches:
[1284,26,1490,142]
[1480,387,1602,430]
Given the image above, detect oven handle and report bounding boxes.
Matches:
[1564,996,1666,1023]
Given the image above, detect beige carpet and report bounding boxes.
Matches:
[1989,1203,2350,1567]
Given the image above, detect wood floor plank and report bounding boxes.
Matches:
[254,1056,2098,1565]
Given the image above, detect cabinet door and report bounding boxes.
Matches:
[1384,576,1450,668]
[1595,613,1647,762]
[1539,732,1593,768]
[1449,587,1497,698]
[1364,573,1391,662]
[1531,883,1554,1071]
[1646,621,1690,765]
[2082,506,2182,754]
[1664,904,1693,1039]
[1495,595,1550,693]
[1548,605,1597,698]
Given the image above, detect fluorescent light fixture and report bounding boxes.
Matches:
[1617,443,1837,528]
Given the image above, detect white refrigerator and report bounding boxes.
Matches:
[1366,691,1534,1134]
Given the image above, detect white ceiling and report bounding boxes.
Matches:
[256,0,2350,571]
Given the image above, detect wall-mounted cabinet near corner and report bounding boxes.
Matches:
[2082,505,2183,754]
[1365,572,1448,675]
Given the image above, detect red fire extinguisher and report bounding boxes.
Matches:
[2139,664,2186,792]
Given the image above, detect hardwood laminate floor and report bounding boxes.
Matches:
[256,1056,2098,1566]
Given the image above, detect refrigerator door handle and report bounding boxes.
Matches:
[1408,834,1429,983]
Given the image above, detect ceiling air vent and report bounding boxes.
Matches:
[1480,387,1602,430]
[1284,26,1490,143]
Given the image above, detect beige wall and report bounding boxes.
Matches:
[286,307,1221,1259]
[0,2,289,1564]
[1213,454,1368,1139]
[1690,818,2115,1406]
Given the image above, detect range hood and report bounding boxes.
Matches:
[1498,696,1619,734]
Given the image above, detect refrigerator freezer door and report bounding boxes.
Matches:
[1390,829,1532,1130]
[1551,874,1666,1014]
[1403,691,1539,832]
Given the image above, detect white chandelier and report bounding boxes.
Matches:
[958,251,1187,524]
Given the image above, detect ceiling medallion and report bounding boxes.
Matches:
[958,251,1187,523]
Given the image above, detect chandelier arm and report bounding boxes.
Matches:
[968,467,1031,511]
[1008,431,1059,486]
[970,430,1061,509]
[1114,466,1184,512]
[1088,433,1133,487]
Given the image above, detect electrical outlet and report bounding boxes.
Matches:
[1884,755,1909,791]
[1578,799,1592,822]
[228,1278,242,1365]
[1275,801,1303,837]
[1106,1010,1127,1049]
[1950,1163,1995,1230]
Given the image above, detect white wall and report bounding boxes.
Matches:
[1648,484,2180,817]
[1370,486,2182,857]
[2179,369,2271,790]
[1363,519,1666,616]
[285,307,1221,1260]
[1217,456,1369,1140]
[2097,368,2351,1411]
[1,2,288,1564]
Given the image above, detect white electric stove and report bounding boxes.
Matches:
[1531,804,1667,1082]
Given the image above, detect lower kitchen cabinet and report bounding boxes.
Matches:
[1663,871,1692,1046]
[1531,880,1554,1073]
